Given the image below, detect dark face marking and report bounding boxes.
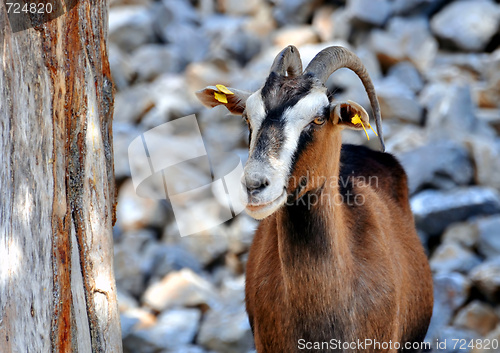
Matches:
[250,74,318,165]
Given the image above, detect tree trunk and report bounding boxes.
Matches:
[0,1,122,351]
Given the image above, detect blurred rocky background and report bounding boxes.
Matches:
[109,0,500,352]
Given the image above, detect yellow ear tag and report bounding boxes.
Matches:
[214,91,228,103]
[351,114,370,140]
[216,84,234,95]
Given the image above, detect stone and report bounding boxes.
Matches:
[383,124,427,155]
[117,288,139,312]
[430,1,500,52]
[108,6,155,52]
[466,137,500,190]
[140,74,196,130]
[272,0,319,26]
[431,326,480,353]
[114,84,155,123]
[273,26,319,48]
[202,15,261,66]
[115,180,169,232]
[426,272,471,342]
[376,77,423,124]
[143,269,220,311]
[473,324,500,353]
[397,140,473,195]
[130,44,184,82]
[312,6,336,42]
[121,307,156,341]
[430,242,481,274]
[144,243,203,284]
[369,17,438,72]
[153,0,209,65]
[113,122,143,180]
[454,300,499,337]
[476,216,500,260]
[163,224,230,266]
[470,258,500,303]
[218,0,262,16]
[114,229,157,297]
[197,302,253,353]
[123,308,201,352]
[109,44,134,91]
[347,0,392,27]
[441,222,479,249]
[387,61,424,94]
[411,187,500,236]
[392,0,448,16]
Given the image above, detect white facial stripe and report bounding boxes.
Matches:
[278,90,329,175]
[245,91,266,153]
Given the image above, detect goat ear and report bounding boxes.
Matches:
[331,100,371,130]
[196,86,251,115]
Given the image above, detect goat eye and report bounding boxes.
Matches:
[312,117,326,125]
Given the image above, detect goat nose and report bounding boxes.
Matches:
[244,173,270,195]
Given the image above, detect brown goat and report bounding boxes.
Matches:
[197,46,433,353]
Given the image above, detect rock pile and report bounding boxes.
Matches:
[109,0,500,352]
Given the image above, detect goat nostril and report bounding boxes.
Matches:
[246,176,271,194]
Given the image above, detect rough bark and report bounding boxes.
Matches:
[0,1,122,352]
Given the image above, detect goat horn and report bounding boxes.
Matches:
[304,46,385,152]
[270,45,303,78]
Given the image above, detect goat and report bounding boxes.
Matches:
[197,46,433,353]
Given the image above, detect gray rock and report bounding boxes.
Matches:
[392,0,448,16]
[202,15,261,66]
[469,258,500,303]
[453,300,499,337]
[273,25,319,48]
[441,222,479,249]
[109,6,155,52]
[272,0,319,26]
[466,137,500,190]
[163,221,231,266]
[130,44,184,82]
[411,187,500,236]
[116,179,168,232]
[152,0,209,65]
[430,326,480,353]
[143,269,220,311]
[347,0,392,27]
[477,216,500,260]
[164,346,209,353]
[109,44,134,91]
[369,17,438,71]
[120,313,140,339]
[114,229,157,297]
[124,308,201,352]
[113,123,143,180]
[147,244,203,282]
[398,140,473,195]
[197,303,253,353]
[387,61,424,94]
[431,1,500,51]
[421,83,489,141]
[426,272,471,342]
[114,84,155,123]
[218,0,262,16]
[376,77,423,124]
[430,242,481,274]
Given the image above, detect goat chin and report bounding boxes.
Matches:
[245,189,288,220]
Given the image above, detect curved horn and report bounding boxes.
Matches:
[270,45,303,78]
[305,46,385,151]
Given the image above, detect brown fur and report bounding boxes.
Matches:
[245,122,433,352]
